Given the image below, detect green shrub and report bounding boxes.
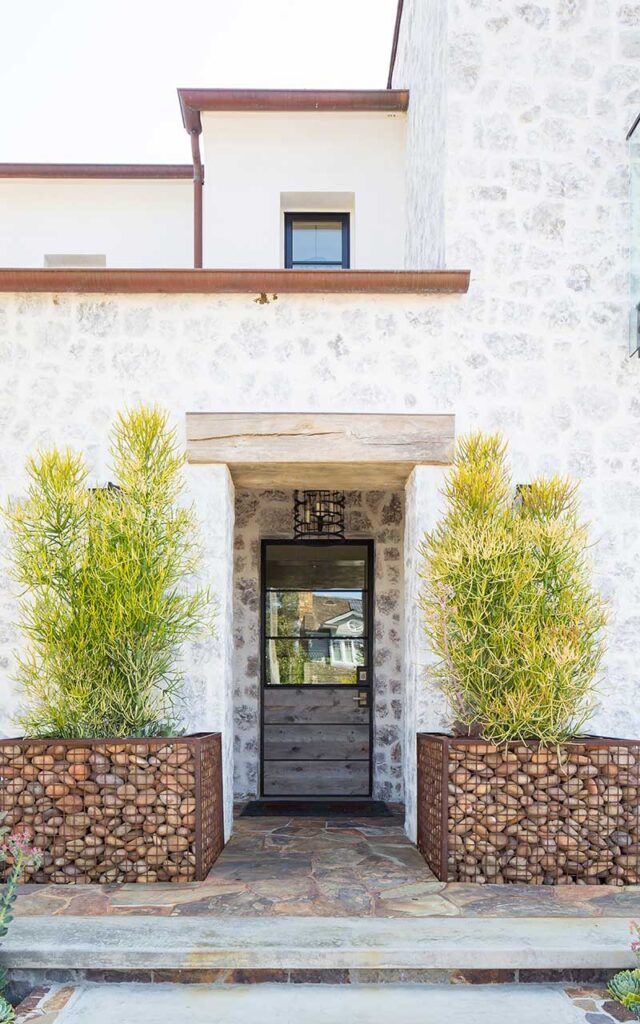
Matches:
[418,432,607,743]
[5,406,211,738]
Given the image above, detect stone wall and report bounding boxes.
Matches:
[391,0,447,267]
[392,0,640,748]
[232,489,405,801]
[0,282,639,764]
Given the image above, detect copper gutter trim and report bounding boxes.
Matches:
[0,268,470,295]
[178,89,408,125]
[178,93,205,269]
[190,134,204,269]
[387,0,405,89]
[0,163,193,179]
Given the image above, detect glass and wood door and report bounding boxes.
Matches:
[261,540,373,797]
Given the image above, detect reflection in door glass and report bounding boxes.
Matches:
[264,544,369,685]
[266,638,365,685]
[265,590,365,638]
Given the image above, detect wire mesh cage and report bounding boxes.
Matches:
[0,732,224,884]
[417,733,640,885]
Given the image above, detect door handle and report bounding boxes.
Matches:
[352,690,369,708]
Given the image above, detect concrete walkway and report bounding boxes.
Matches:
[4,914,636,971]
[14,983,610,1024]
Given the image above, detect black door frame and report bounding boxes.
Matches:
[259,538,375,799]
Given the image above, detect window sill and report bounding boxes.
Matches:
[0,268,470,295]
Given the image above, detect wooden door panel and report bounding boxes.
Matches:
[263,760,370,796]
[263,724,370,761]
[263,687,368,725]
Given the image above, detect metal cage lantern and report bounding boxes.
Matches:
[293,490,346,540]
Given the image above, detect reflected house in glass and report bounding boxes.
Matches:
[261,539,373,797]
[263,542,369,687]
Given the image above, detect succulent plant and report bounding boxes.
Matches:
[0,994,14,1024]
[608,969,640,1017]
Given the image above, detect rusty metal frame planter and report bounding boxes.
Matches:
[0,732,224,884]
[417,733,640,885]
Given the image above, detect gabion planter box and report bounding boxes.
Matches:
[417,733,640,885]
[0,732,224,884]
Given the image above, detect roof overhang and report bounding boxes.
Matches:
[178,89,409,136]
[0,164,193,180]
[0,268,469,295]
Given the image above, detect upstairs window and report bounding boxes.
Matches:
[284,213,350,270]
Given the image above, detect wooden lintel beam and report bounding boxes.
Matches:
[186,413,455,485]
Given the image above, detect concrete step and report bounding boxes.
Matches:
[4,914,636,972]
[14,982,605,1024]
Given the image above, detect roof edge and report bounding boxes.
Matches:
[387,0,405,89]
[0,164,193,180]
[177,88,408,133]
[0,268,469,295]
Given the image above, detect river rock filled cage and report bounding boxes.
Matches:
[417,734,640,885]
[0,733,224,884]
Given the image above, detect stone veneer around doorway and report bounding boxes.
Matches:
[232,489,405,802]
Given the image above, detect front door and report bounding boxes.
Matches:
[261,540,373,798]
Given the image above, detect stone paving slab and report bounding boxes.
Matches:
[13,982,616,1024]
[3,915,637,971]
[12,816,640,921]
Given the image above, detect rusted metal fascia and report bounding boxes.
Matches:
[0,163,193,179]
[177,88,408,113]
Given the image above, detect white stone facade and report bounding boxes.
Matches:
[1,0,640,830]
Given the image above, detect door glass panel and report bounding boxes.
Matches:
[264,544,369,687]
[265,590,366,638]
[265,544,368,590]
[265,638,365,685]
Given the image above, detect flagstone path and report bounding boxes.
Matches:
[12,814,640,920]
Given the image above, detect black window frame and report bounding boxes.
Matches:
[284,212,350,270]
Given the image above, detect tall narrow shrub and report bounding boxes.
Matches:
[6,406,211,738]
[418,432,607,743]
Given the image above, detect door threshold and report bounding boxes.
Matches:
[240,799,397,818]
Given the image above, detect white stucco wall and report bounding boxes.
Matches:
[185,464,235,837]
[0,179,193,268]
[201,111,406,269]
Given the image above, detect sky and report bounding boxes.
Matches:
[0,0,398,164]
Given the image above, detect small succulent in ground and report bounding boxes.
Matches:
[0,828,42,1023]
[608,970,640,1017]
[608,925,640,1019]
